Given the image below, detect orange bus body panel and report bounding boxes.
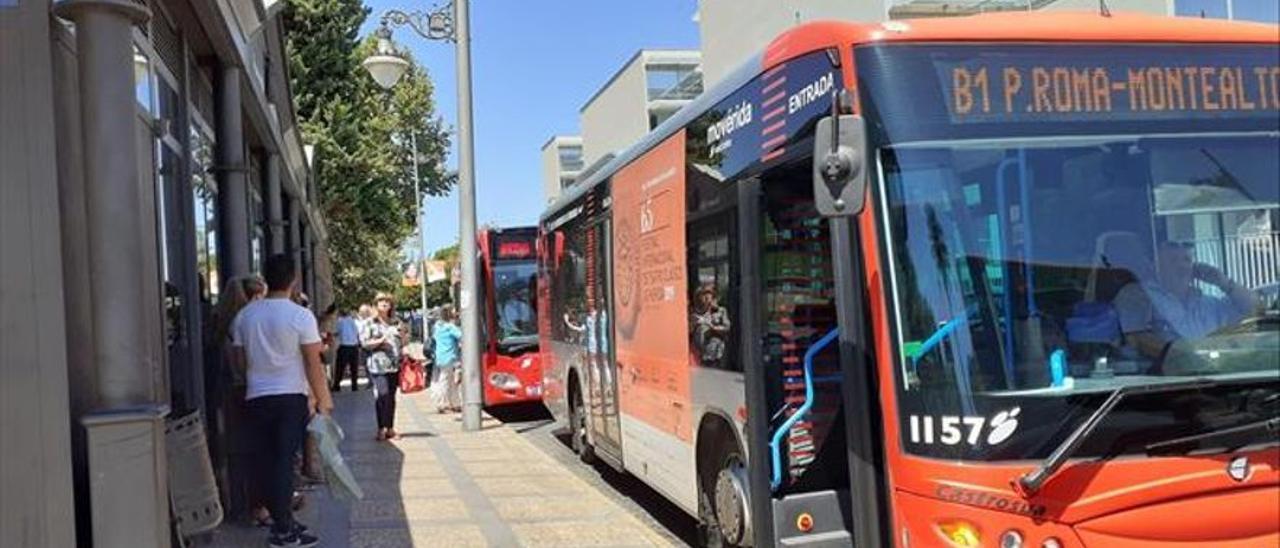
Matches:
[1074,484,1280,546]
[756,11,1279,547]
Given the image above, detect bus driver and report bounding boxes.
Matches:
[1113,240,1260,366]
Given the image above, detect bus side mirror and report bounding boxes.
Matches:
[812,113,867,217]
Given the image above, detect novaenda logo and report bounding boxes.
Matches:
[986,407,1021,445]
[707,101,753,144]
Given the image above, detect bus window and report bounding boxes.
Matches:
[688,213,739,371]
[881,134,1279,461]
[551,221,589,344]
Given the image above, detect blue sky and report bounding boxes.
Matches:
[360,0,701,257]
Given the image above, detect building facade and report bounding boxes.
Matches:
[696,0,888,88]
[540,135,584,204]
[579,49,702,167]
[0,1,330,546]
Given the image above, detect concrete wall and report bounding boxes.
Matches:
[541,136,583,204]
[541,139,561,203]
[697,0,888,88]
[0,4,78,547]
[580,54,650,166]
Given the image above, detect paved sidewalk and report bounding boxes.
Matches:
[204,389,676,547]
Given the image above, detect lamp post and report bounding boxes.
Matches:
[363,1,484,432]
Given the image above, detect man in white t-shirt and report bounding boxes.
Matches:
[231,254,332,548]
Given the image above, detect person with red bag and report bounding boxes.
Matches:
[360,293,402,441]
[399,342,427,394]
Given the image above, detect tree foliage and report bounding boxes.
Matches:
[284,0,454,311]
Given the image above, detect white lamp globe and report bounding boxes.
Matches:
[363,53,409,90]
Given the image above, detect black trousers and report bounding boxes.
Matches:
[332,345,361,390]
[246,394,308,535]
[370,371,399,430]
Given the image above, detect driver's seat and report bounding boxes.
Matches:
[1067,232,1152,366]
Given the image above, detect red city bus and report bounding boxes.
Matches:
[539,11,1279,547]
[477,226,542,406]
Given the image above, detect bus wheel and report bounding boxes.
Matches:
[699,449,750,547]
[569,379,594,464]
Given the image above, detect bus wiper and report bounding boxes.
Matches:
[1145,415,1280,456]
[1014,378,1217,497]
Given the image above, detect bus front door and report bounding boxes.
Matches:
[586,219,623,459]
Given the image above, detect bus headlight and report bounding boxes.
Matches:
[935,520,981,548]
[1000,529,1024,548]
[488,373,521,391]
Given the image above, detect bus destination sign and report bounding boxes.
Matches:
[496,240,533,260]
[937,48,1280,124]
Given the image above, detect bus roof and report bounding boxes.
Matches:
[542,11,1279,222]
[765,12,1279,68]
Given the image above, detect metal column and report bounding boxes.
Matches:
[302,225,314,299]
[455,0,483,431]
[216,66,251,278]
[290,198,303,277]
[266,153,285,255]
[411,131,429,338]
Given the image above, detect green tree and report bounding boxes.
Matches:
[284,0,454,311]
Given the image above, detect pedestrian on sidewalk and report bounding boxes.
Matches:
[357,303,373,332]
[210,275,268,525]
[332,307,363,391]
[362,292,403,441]
[231,255,333,548]
[430,306,463,413]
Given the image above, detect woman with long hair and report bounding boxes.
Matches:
[361,293,403,440]
[208,275,269,525]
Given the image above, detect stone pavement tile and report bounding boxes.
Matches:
[349,524,488,548]
[344,448,423,466]
[361,477,457,499]
[349,497,470,525]
[449,447,524,462]
[350,460,450,480]
[459,459,559,477]
[511,521,677,547]
[471,475,593,497]
[490,494,618,522]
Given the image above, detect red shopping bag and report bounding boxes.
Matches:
[399,356,427,394]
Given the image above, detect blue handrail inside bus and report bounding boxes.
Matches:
[770,327,840,491]
[910,316,968,371]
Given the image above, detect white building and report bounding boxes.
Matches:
[579,49,702,167]
[541,135,584,204]
[696,0,889,88]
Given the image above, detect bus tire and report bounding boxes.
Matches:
[698,487,726,548]
[698,423,749,547]
[569,375,595,464]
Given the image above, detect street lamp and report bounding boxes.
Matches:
[363,1,484,432]
[361,27,410,90]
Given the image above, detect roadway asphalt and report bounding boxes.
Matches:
[486,403,700,547]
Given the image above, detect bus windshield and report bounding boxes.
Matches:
[879,132,1280,461]
[493,261,538,346]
